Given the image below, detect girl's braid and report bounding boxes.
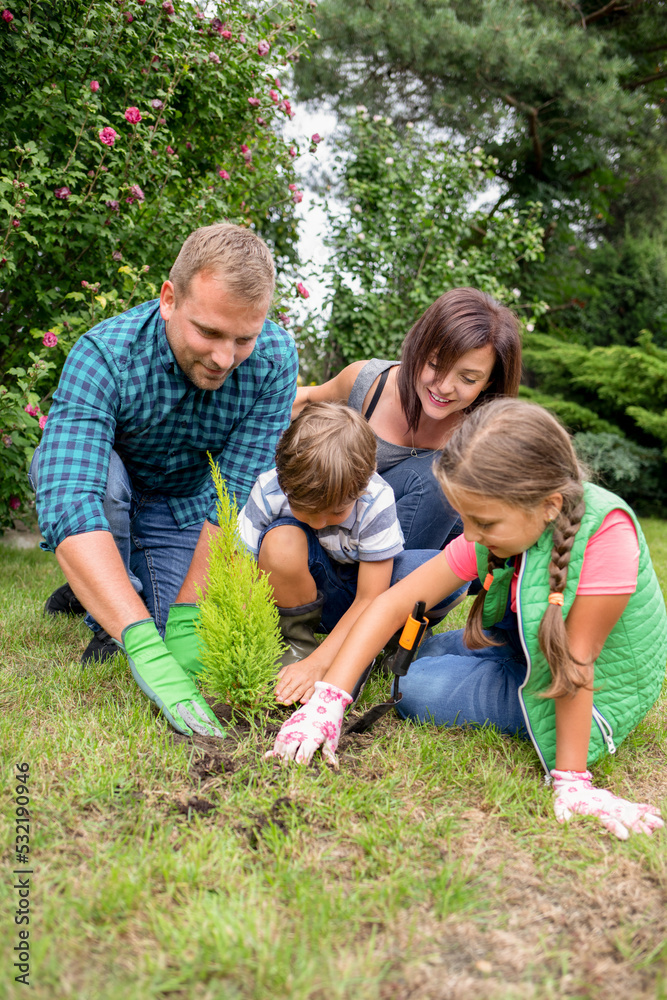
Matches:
[464,549,508,649]
[539,493,588,698]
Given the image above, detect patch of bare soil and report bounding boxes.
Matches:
[375,812,667,999]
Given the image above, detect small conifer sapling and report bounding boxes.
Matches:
[196,460,284,713]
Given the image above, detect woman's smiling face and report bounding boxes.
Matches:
[416,343,495,421]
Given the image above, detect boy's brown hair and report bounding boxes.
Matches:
[276,402,377,513]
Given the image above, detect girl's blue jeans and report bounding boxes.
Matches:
[380,451,462,550]
[30,448,202,635]
[258,517,467,633]
[396,625,529,737]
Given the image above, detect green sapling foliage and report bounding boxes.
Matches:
[196,461,284,713]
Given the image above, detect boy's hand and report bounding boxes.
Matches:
[551,769,664,840]
[275,656,329,705]
[267,681,353,765]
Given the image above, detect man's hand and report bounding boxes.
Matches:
[275,655,328,705]
[164,603,203,681]
[123,619,224,738]
[267,681,352,766]
[551,769,664,840]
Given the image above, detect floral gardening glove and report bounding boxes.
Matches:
[164,603,203,681]
[123,618,224,739]
[267,682,353,766]
[551,769,664,840]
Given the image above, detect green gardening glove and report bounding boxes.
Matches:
[122,618,224,738]
[164,603,204,681]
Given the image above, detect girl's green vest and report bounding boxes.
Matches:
[475,483,667,772]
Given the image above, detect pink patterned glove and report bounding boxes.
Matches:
[267,681,353,766]
[551,769,664,840]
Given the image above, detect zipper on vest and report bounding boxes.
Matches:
[592,705,616,755]
[515,552,550,775]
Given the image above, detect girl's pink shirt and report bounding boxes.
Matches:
[444,509,639,612]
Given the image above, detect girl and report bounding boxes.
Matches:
[293,288,521,549]
[269,399,667,839]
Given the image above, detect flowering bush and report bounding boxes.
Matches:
[315,112,546,371]
[0,349,55,529]
[0,0,319,528]
[0,0,317,381]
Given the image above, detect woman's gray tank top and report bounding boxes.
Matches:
[347,359,435,473]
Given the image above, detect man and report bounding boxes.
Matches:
[33,224,298,738]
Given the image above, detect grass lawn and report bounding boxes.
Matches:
[1,522,667,999]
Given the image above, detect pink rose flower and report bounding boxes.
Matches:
[166,145,175,155]
[238,33,246,43]
[42,331,58,347]
[185,141,192,150]
[240,144,250,154]
[24,404,39,417]
[90,80,100,92]
[278,312,290,326]
[99,127,118,146]
[257,39,270,56]
[124,11,133,22]
[278,100,294,118]
[105,199,120,211]
[311,133,322,144]
[257,117,267,127]
[221,30,232,39]
[218,169,230,180]
[39,415,48,430]
[125,106,142,124]
[269,89,280,103]
[162,1,175,13]
[209,52,220,63]
[9,496,20,510]
[2,10,13,23]
[274,78,282,89]
[54,186,71,200]
[129,184,145,201]
[248,97,260,107]
[296,282,309,299]
[292,190,303,204]
[112,250,122,261]
[151,98,164,110]
[288,146,297,158]
[288,183,297,191]
[11,219,19,228]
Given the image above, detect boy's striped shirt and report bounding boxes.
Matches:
[239,469,404,564]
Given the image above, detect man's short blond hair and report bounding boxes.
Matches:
[169,223,275,305]
[276,402,377,513]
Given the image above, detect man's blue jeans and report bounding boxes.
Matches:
[381,452,462,550]
[396,626,529,737]
[30,448,202,635]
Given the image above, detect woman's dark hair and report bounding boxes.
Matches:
[397,288,522,432]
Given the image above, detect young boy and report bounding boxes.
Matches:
[238,401,405,705]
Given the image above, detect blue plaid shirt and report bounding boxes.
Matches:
[37,298,298,551]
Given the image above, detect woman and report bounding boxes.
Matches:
[294,287,522,548]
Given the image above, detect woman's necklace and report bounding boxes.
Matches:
[411,430,418,458]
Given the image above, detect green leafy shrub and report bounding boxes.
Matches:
[0,0,317,380]
[573,432,667,517]
[196,460,284,714]
[311,110,545,371]
[0,349,55,528]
